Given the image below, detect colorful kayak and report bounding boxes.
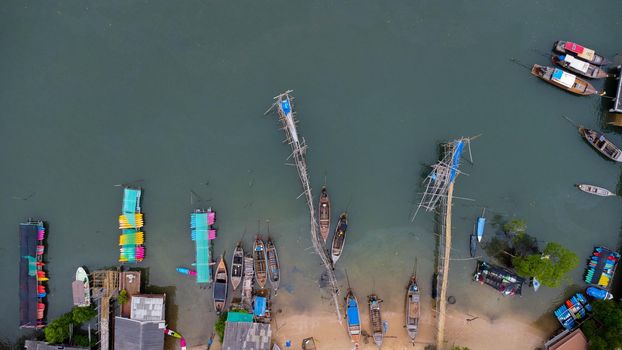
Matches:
[176,267,197,276]
[475,209,486,242]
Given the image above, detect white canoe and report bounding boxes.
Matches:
[577,184,616,197]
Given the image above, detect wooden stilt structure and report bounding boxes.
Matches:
[266,91,342,323]
[91,270,119,350]
[413,138,473,350]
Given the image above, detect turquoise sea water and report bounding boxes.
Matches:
[2,0,622,348]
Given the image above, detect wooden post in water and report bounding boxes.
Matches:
[267,91,343,323]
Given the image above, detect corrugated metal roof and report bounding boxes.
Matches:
[222,322,271,350]
[24,340,89,350]
[114,317,165,350]
[130,294,165,321]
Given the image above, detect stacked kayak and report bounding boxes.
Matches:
[584,247,620,289]
[554,293,591,329]
[118,187,145,262]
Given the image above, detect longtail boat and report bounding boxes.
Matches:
[368,294,384,348]
[554,41,610,66]
[72,267,90,307]
[213,255,227,315]
[551,54,608,79]
[318,186,331,243]
[579,127,622,162]
[266,238,280,293]
[531,64,601,96]
[576,184,616,197]
[254,236,268,289]
[345,289,361,347]
[330,213,348,265]
[242,255,254,307]
[230,243,244,291]
[406,276,420,342]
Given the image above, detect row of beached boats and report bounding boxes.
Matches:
[344,274,420,348]
[212,236,280,315]
[531,41,610,96]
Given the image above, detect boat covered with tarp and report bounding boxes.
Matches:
[191,208,217,284]
[118,187,145,263]
[551,54,608,79]
[586,286,613,300]
[345,289,361,347]
[531,65,601,95]
[584,246,620,289]
[554,41,609,66]
[473,261,525,296]
[72,267,90,307]
[19,220,48,328]
[554,293,591,329]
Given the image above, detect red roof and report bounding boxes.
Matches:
[549,329,588,350]
[564,42,585,54]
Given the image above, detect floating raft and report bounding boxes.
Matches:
[473,260,525,296]
[554,293,591,329]
[118,187,145,262]
[191,208,216,284]
[584,247,620,289]
[19,220,47,328]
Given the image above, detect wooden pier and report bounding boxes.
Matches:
[91,270,119,350]
[413,138,472,350]
[267,91,343,323]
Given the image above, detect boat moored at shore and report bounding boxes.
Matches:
[213,255,227,315]
[368,294,384,348]
[231,243,244,291]
[345,289,361,347]
[405,276,420,343]
[266,238,280,294]
[254,236,268,289]
[330,213,348,265]
[318,186,331,243]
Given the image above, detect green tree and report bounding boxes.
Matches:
[451,346,471,350]
[71,306,97,324]
[214,312,227,342]
[503,219,527,234]
[44,313,73,344]
[117,289,129,305]
[512,242,579,287]
[582,300,622,350]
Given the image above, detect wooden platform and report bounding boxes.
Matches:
[119,271,141,318]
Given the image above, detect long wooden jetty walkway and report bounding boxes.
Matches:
[413,138,472,350]
[266,91,343,323]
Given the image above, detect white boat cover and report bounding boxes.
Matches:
[552,68,576,88]
[564,55,589,73]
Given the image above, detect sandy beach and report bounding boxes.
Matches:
[185,301,550,350]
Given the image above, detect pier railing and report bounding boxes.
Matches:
[267,91,343,323]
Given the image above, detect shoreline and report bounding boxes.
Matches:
[184,298,551,350]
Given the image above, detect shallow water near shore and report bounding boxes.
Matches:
[2,1,622,348]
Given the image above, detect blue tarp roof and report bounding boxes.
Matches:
[254,297,267,316]
[346,297,360,326]
[449,141,464,182]
[552,68,564,80]
[476,217,486,237]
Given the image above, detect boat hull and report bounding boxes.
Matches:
[318,186,331,243]
[231,244,244,291]
[254,237,268,289]
[577,184,615,197]
[531,64,600,96]
[554,40,609,66]
[330,213,348,265]
[405,277,420,342]
[213,256,228,314]
[345,290,361,346]
[368,294,384,348]
[579,127,622,162]
[267,238,280,293]
[551,54,608,79]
